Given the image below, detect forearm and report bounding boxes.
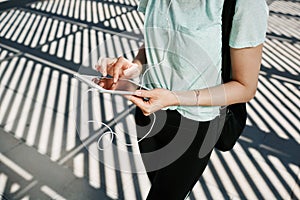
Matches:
[173,81,256,107]
[132,44,147,73]
[172,45,262,107]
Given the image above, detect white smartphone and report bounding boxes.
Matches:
[74,73,148,95]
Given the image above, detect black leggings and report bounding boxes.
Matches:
[135,108,213,200]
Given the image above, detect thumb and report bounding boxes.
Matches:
[134,89,151,98]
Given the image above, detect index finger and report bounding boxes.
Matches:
[95,57,117,77]
[112,57,131,83]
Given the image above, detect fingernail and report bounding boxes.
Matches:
[135,90,142,96]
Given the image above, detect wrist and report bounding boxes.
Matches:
[122,60,143,78]
[134,58,144,71]
[170,91,181,106]
[171,90,199,106]
[133,58,143,69]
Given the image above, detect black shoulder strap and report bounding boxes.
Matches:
[222,0,237,83]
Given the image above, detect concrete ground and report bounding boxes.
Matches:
[0,0,299,199]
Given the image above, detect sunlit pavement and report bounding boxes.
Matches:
[0,0,299,199]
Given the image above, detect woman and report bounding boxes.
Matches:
[95,0,269,199]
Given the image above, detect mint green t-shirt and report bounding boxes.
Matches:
[138,0,269,121]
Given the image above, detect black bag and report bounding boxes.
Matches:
[214,0,247,151]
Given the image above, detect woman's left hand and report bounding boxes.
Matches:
[127,88,179,116]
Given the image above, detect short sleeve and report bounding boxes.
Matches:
[137,0,148,14]
[229,0,269,48]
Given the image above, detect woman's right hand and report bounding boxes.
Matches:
[95,57,142,83]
